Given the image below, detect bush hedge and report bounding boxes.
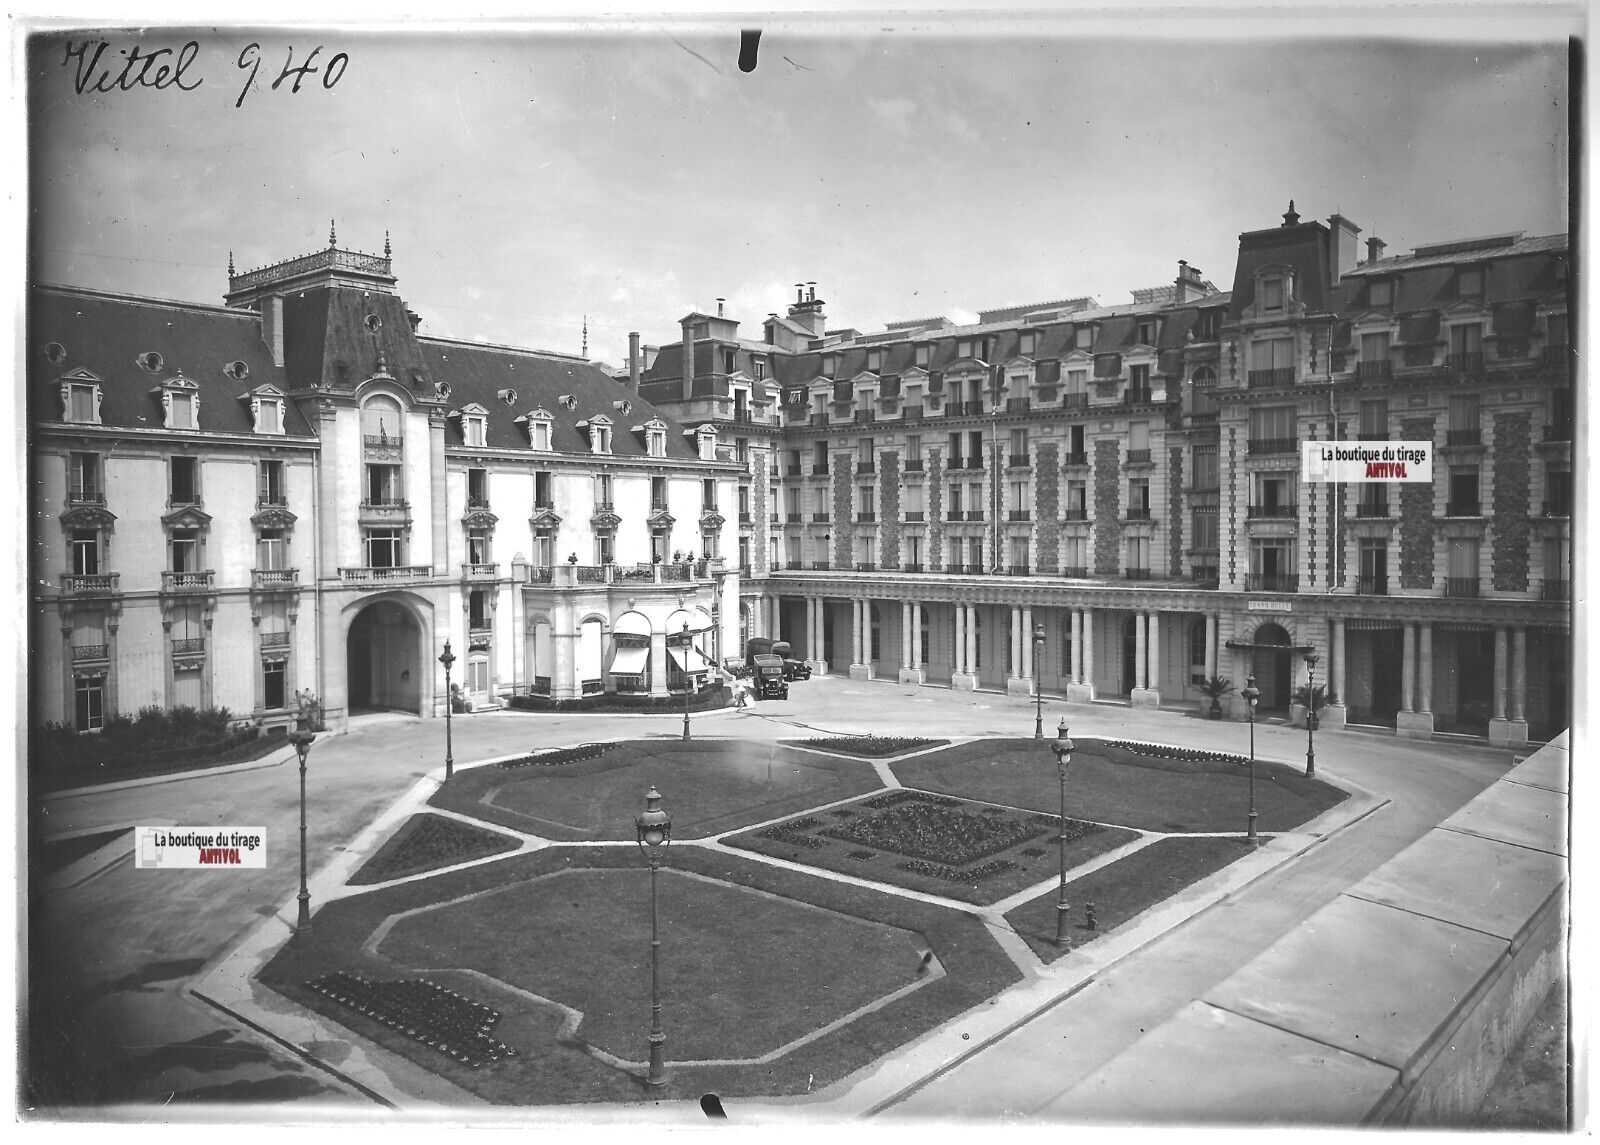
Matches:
[504,684,730,714]
[30,706,280,791]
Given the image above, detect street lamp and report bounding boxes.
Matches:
[1304,650,1320,779]
[1049,719,1075,946]
[438,639,456,781]
[635,785,673,1087]
[678,621,694,741]
[1033,624,1047,739]
[1241,675,1260,847]
[287,728,316,934]
[710,600,722,671]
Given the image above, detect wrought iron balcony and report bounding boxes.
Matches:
[813,462,829,475]
[468,617,493,634]
[171,637,206,655]
[262,631,291,649]
[1124,388,1154,405]
[1062,508,1088,521]
[252,568,299,590]
[904,459,924,472]
[1061,565,1088,578]
[1444,501,1482,518]
[902,562,924,573]
[1008,509,1031,522]
[732,409,754,424]
[1356,575,1388,595]
[853,410,876,425]
[1245,573,1298,592]
[1125,449,1151,464]
[812,512,830,523]
[466,495,491,510]
[1542,578,1569,600]
[1126,507,1152,521]
[70,644,108,662]
[810,560,831,571]
[965,510,986,521]
[1356,360,1392,381]
[1006,398,1031,414]
[1006,563,1030,576]
[857,461,876,474]
[1355,502,1390,517]
[1542,499,1571,518]
[67,488,106,505]
[363,433,403,451]
[945,563,970,575]
[1190,566,1218,584]
[904,510,925,522]
[1445,428,1482,447]
[162,569,215,593]
[946,510,965,522]
[786,464,803,476]
[1542,343,1571,366]
[1062,392,1088,410]
[856,512,876,522]
[1124,567,1151,580]
[1246,437,1299,455]
[1446,352,1485,375]
[855,562,877,572]
[1247,504,1297,519]
[1008,453,1031,468]
[1063,451,1088,467]
[1444,577,1481,598]
[1247,368,1296,389]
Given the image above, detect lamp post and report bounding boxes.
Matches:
[1049,719,1075,945]
[711,600,722,671]
[680,620,692,741]
[287,728,316,934]
[635,785,673,1087]
[1032,624,1047,738]
[438,639,456,781]
[1303,650,1320,779]
[1241,675,1260,847]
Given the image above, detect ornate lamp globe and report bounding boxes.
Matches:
[635,785,672,851]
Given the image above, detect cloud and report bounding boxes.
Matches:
[869,96,917,133]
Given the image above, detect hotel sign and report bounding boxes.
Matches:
[1247,600,1293,612]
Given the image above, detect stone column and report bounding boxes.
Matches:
[806,598,825,674]
[899,600,925,685]
[1323,618,1347,729]
[1205,614,1219,680]
[1132,611,1160,708]
[954,604,977,691]
[551,596,580,701]
[1068,607,1096,703]
[913,603,924,668]
[1022,607,1035,678]
[1487,625,1526,747]
[1007,605,1030,695]
[1417,624,1433,714]
[850,598,874,680]
[901,601,914,670]
[649,628,669,697]
[1134,611,1148,685]
[1510,627,1528,721]
[1396,621,1433,738]
[1069,610,1081,685]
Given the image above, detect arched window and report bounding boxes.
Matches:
[361,394,402,440]
[1191,366,1216,388]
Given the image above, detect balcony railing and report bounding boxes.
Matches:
[162,569,215,593]
[1356,360,1392,381]
[1445,428,1482,447]
[1247,438,1299,455]
[904,459,924,472]
[732,409,754,424]
[1444,577,1481,598]
[1062,508,1088,521]
[903,562,924,573]
[1124,567,1151,580]
[1446,352,1486,375]
[1062,392,1089,410]
[1190,566,1218,583]
[252,568,299,589]
[904,510,925,522]
[1062,566,1088,578]
[1063,451,1088,467]
[1006,398,1031,414]
[363,434,403,451]
[339,565,433,584]
[902,404,925,422]
[1126,507,1151,521]
[786,464,803,476]
[1124,388,1153,405]
[70,644,108,662]
[854,410,876,425]
[1542,500,1571,518]
[855,562,877,572]
[965,510,986,521]
[964,457,988,470]
[1542,578,1570,600]
[1356,575,1388,595]
[813,463,829,476]
[1355,502,1389,517]
[171,637,206,655]
[1125,449,1151,464]
[359,499,411,522]
[857,461,876,474]
[1247,504,1297,519]
[468,618,493,634]
[1246,573,1299,593]
[810,413,828,427]
[68,488,106,504]
[1008,453,1030,468]
[738,512,752,524]
[466,495,491,509]
[1444,501,1482,518]
[1402,346,1436,368]
[946,510,965,522]
[810,560,831,571]
[857,512,876,522]
[60,573,119,595]
[812,512,830,523]
[462,562,499,579]
[1247,368,1296,389]
[1544,422,1574,442]
[1006,563,1030,576]
[1008,509,1031,522]
[946,563,971,575]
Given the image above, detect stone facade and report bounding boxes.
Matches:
[880,451,901,569]
[928,449,945,571]
[1167,443,1184,577]
[1093,437,1121,574]
[1399,414,1438,589]
[1035,441,1060,572]
[1491,411,1531,591]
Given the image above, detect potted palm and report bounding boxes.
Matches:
[1197,675,1234,719]
[1290,683,1326,729]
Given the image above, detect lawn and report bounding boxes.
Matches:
[428,739,884,841]
[260,846,1020,1104]
[891,738,1347,832]
[347,813,523,885]
[723,789,1141,905]
[1003,835,1267,963]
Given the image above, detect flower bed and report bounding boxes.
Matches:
[725,789,1137,906]
[1100,739,1251,766]
[306,972,518,1068]
[798,735,946,758]
[32,713,279,793]
[496,743,612,770]
[348,814,523,885]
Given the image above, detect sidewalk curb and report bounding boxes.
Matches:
[38,741,299,803]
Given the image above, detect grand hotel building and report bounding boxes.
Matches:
[641,203,1572,747]
[30,204,1572,747]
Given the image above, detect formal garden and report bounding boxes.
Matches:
[260,734,1350,1103]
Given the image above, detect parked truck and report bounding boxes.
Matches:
[744,638,812,681]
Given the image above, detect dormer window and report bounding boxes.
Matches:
[1075,326,1094,351]
[1369,278,1394,307]
[243,385,287,435]
[60,372,103,424]
[1137,320,1157,346]
[821,354,838,378]
[582,415,613,454]
[1457,266,1484,297]
[866,349,882,372]
[1019,331,1038,356]
[156,374,201,430]
[1261,278,1285,312]
[754,359,766,380]
[696,425,719,462]
[640,418,668,458]
[463,412,487,447]
[957,339,973,359]
[915,343,931,367]
[520,408,554,451]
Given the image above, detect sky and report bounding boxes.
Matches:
[26,14,1572,368]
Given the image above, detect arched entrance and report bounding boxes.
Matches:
[1250,623,1293,712]
[347,599,424,715]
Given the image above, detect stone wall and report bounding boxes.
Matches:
[1399,415,1437,589]
[1036,441,1060,572]
[1168,443,1184,577]
[832,450,852,566]
[1491,411,1531,591]
[928,449,945,570]
[880,451,901,569]
[1093,438,1121,574]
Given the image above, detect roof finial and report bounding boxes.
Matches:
[1282,199,1300,227]
[329,219,337,248]
[228,250,235,276]
[582,315,588,359]
[384,230,392,257]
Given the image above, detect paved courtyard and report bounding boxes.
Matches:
[28,676,1547,1120]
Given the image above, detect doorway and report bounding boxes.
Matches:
[347,599,423,714]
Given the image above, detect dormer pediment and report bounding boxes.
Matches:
[576,412,614,430]
[1063,348,1094,365]
[727,369,753,385]
[59,367,103,384]
[848,369,879,385]
[899,365,930,382]
[60,503,117,531]
[1002,355,1035,369]
[148,371,198,395]
[242,382,286,400]
[529,506,563,529]
[1440,298,1487,317]
[251,505,298,531]
[632,416,669,434]
[1350,310,1396,327]
[1125,343,1157,358]
[944,357,987,375]
[452,402,490,416]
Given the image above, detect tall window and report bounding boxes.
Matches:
[366,528,403,568]
[1361,331,1391,362]
[534,529,554,567]
[1249,337,1295,373]
[1063,534,1087,573]
[66,382,100,423]
[255,397,284,435]
[596,474,615,510]
[1192,445,1218,488]
[786,486,801,519]
[257,529,286,570]
[71,529,100,575]
[905,482,924,517]
[915,343,930,367]
[1358,399,1388,439]
[1449,324,1484,357]
[258,459,286,504]
[1126,535,1150,572]
[1457,267,1484,297]
[1128,479,1151,515]
[462,414,486,447]
[467,529,490,564]
[362,394,402,440]
[75,674,105,732]
[366,464,402,505]
[702,478,717,511]
[1249,406,1296,444]
[647,428,667,457]
[1128,422,1149,453]
[169,456,200,504]
[263,661,287,711]
[530,419,552,451]
[1369,279,1393,307]
[648,476,665,511]
[467,468,488,506]
[534,471,553,509]
[69,452,101,501]
[170,529,200,572]
[1261,278,1285,312]
[167,390,198,430]
[1066,480,1087,515]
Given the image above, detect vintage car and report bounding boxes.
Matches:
[745,638,812,681]
[750,655,789,700]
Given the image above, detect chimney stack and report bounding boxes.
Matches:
[260,294,285,368]
[1174,260,1208,304]
[787,282,827,337]
[628,331,641,391]
[716,298,725,318]
[1328,214,1362,286]
[1366,236,1387,263]
[681,316,696,402]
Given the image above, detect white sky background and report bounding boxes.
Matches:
[27,18,1571,367]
